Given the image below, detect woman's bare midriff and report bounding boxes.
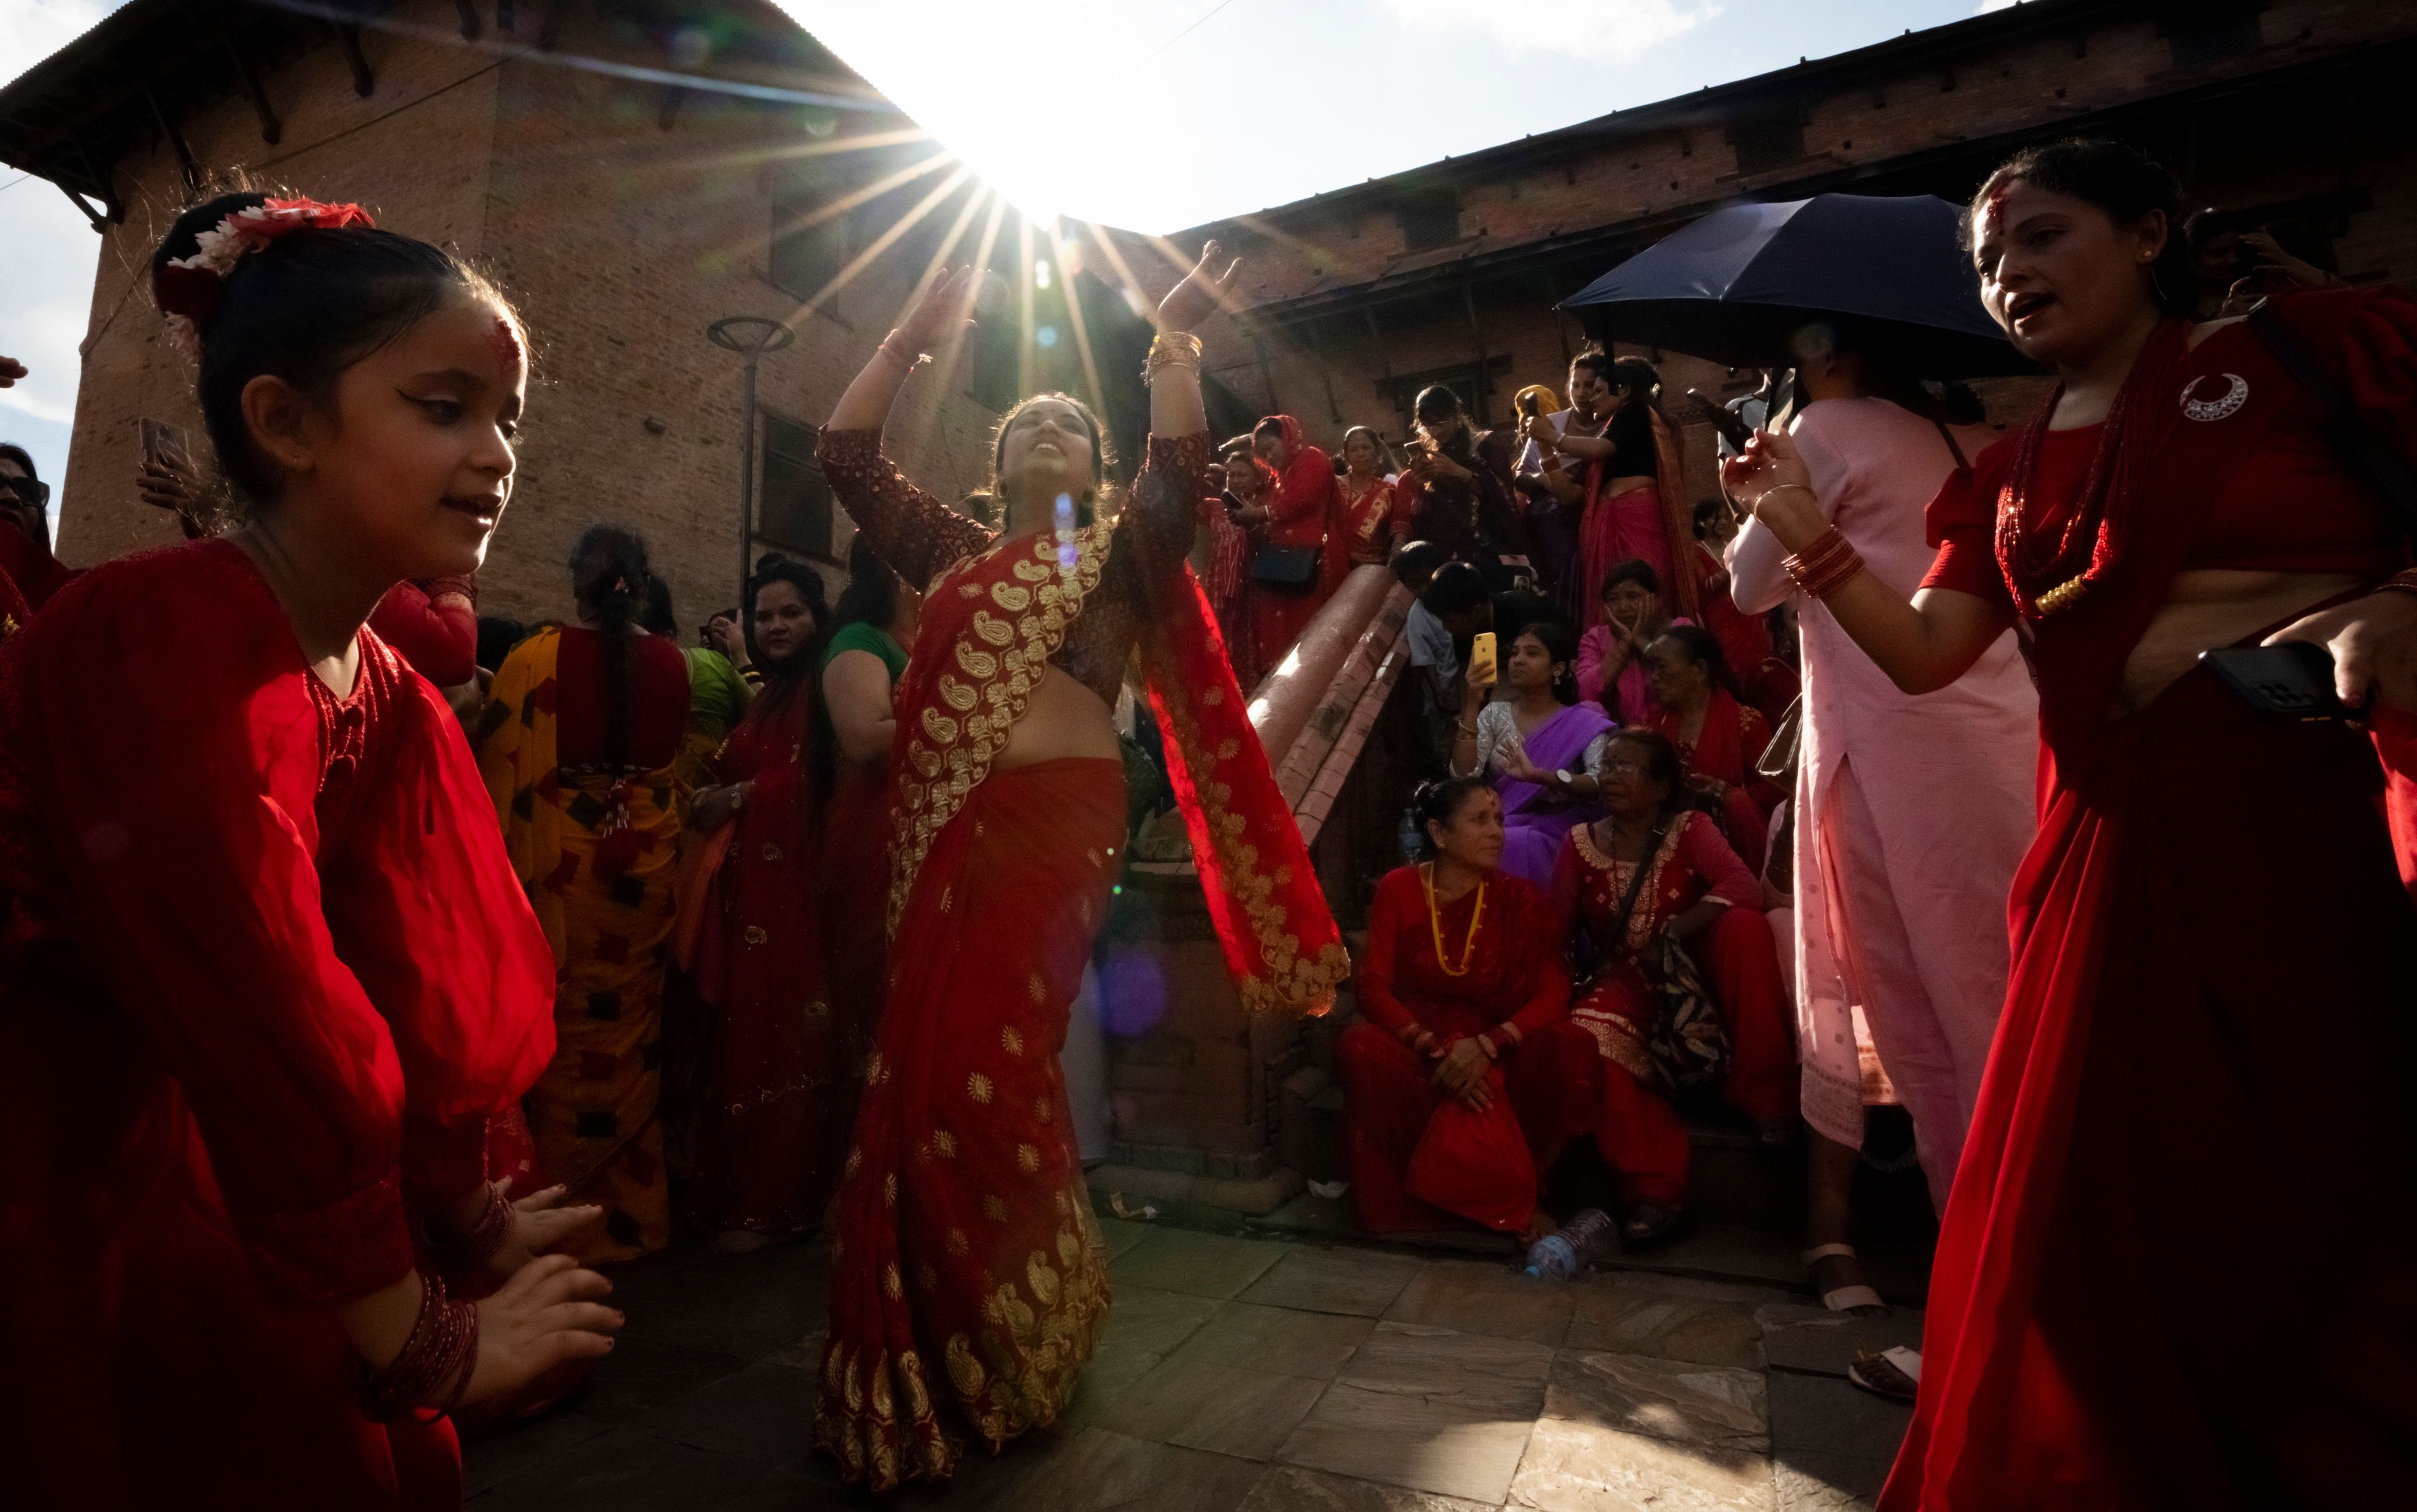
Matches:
[2114,568,2363,714]
[1603,473,1655,498]
[996,665,1122,768]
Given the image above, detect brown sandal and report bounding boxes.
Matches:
[1847,1346,1920,1403]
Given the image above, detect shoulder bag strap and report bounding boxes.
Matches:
[2247,298,2417,543]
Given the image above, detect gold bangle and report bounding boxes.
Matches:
[1754,482,1818,511]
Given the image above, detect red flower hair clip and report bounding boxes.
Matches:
[154,196,376,343]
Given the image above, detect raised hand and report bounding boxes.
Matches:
[1158,240,1242,334]
[892,264,985,356]
[0,356,25,387]
[1720,429,1815,522]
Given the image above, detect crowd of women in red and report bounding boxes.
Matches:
[6,120,2416,1512]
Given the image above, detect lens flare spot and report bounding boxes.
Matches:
[1034,259,1052,290]
[1035,324,1059,349]
[1096,950,1168,1037]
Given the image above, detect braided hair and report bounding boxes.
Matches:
[569,525,651,772]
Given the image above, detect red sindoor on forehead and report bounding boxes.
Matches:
[489,316,524,374]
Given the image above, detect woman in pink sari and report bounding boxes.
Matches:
[1450,621,1612,886]
[1547,359,1700,630]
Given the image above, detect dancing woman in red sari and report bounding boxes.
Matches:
[1549,730,1798,1246]
[1728,140,2417,1509]
[0,193,618,1509]
[684,560,848,1248]
[1339,777,1600,1241]
[810,247,1348,1491]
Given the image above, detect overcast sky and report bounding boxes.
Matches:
[2,0,2006,524]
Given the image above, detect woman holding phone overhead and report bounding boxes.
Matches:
[1725,138,2417,1508]
[809,245,1346,1491]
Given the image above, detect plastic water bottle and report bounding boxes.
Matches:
[1397,808,1425,866]
[1524,1233,1579,1282]
[1524,1208,1616,1282]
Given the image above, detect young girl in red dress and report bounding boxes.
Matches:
[1728,138,2417,1508]
[0,193,621,1509]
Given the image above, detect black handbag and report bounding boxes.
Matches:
[1249,543,1323,590]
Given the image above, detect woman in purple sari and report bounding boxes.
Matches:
[1448,621,1614,886]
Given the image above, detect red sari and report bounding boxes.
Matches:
[688,674,857,1236]
[1341,472,1402,565]
[1339,864,1599,1233]
[1549,813,1796,1204]
[368,575,477,687]
[1647,688,1782,871]
[812,429,1346,1490]
[1885,291,2417,1510]
[1247,415,1351,664]
[0,539,555,1509]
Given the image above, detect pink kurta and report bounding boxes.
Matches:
[1726,397,2035,1204]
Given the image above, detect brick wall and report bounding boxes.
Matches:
[48,0,1013,629]
[1161,0,2417,507]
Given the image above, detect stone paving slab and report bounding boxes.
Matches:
[1112,1229,1290,1299]
[1754,1303,1925,1377]
[1383,1258,1579,1347]
[1509,1417,1778,1512]
[1543,1350,1771,1454]
[1565,1275,1776,1370]
[466,1221,1920,1511]
[1773,1450,1893,1511]
[1764,1370,1912,1466]
[1242,1464,1498,1511]
[1239,1243,1426,1318]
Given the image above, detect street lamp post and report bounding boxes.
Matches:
[706,315,797,607]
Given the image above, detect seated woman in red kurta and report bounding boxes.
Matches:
[1339,776,1601,1242]
[685,558,850,1250]
[1641,624,1784,871]
[1550,729,1800,1246]
[1726,139,2417,1508]
[0,192,619,1509]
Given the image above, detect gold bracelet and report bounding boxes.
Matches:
[1142,333,1203,387]
[1754,482,1818,511]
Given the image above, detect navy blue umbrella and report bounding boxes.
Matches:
[1562,193,2034,378]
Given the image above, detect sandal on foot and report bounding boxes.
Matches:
[1620,1203,1689,1250]
[1847,1346,1920,1403]
[1804,1243,1887,1316]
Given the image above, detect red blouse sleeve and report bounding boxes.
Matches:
[1266,444,1337,546]
[318,662,558,1205]
[1681,811,1763,910]
[815,428,995,592]
[368,578,479,687]
[1499,876,1572,1038]
[6,553,545,1305]
[1353,867,1418,1038]
[2280,285,2417,480]
[1919,439,2017,607]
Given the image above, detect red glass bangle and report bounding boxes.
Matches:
[359,1272,480,1422]
[426,1180,513,1272]
[1783,527,1866,599]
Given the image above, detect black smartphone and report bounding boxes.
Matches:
[1687,390,1753,450]
[2199,642,2348,721]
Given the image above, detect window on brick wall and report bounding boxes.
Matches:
[1394,187,1462,252]
[770,192,850,305]
[1730,106,1805,176]
[2161,1,2263,69]
[758,414,835,560]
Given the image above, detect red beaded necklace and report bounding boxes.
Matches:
[1993,317,2191,619]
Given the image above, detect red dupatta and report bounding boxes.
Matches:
[1580,405,1700,621]
[888,523,1347,1016]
